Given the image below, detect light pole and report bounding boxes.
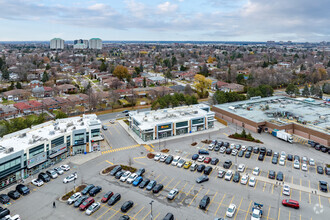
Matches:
[149,200,154,220]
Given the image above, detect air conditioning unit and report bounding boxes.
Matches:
[6,147,14,153]
[19,133,26,138]
[49,130,55,135]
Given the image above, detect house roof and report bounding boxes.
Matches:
[13,102,32,110]
[28,100,42,108]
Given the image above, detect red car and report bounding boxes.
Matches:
[101,191,113,203]
[204,157,212,164]
[79,197,95,210]
[282,199,299,209]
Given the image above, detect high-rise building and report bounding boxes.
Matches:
[89,38,102,49]
[73,39,88,49]
[50,38,64,49]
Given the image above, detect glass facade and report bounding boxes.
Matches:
[51,136,64,147]
[29,144,45,157]
[192,118,204,125]
[158,124,172,131]
[176,121,188,128]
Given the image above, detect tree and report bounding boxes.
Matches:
[302,85,310,97]
[184,84,193,95]
[99,61,107,72]
[143,77,147,88]
[134,67,141,76]
[16,82,22,89]
[9,82,14,90]
[327,60,330,68]
[55,110,68,119]
[113,65,129,80]
[171,56,177,66]
[180,65,188,71]
[139,63,144,72]
[294,86,300,96]
[42,71,49,82]
[164,69,173,82]
[236,74,245,85]
[1,67,9,80]
[322,83,330,94]
[45,63,51,70]
[258,85,273,97]
[310,84,315,96]
[199,64,209,77]
[285,83,295,96]
[317,86,323,99]
[194,74,212,98]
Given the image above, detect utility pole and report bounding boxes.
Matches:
[149,200,154,220]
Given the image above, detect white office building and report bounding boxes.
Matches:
[89,38,102,49]
[73,39,89,49]
[50,38,64,49]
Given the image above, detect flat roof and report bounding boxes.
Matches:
[0,114,101,159]
[214,96,330,135]
[131,104,214,131]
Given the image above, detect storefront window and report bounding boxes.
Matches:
[192,118,204,125]
[176,121,188,128]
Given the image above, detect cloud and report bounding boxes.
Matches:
[157,2,178,14]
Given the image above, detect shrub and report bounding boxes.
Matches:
[101,165,116,174]
[191,142,197,146]
[61,184,86,200]
[160,149,169,153]
[120,165,137,173]
[147,153,155,159]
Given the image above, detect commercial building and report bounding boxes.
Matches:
[129,104,215,141]
[50,38,64,49]
[89,38,102,49]
[213,96,330,146]
[73,39,88,49]
[0,114,102,190]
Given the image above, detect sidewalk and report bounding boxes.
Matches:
[117,120,226,145]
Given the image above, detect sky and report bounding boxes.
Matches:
[0,0,329,42]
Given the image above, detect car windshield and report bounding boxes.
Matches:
[228,207,234,212]
[250,179,255,182]
[252,213,259,218]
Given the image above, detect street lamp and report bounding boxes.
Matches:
[149,200,154,220]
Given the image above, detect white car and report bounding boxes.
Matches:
[249,177,256,187]
[167,189,179,200]
[280,151,286,158]
[240,174,249,185]
[237,164,245,172]
[208,144,214,150]
[160,154,168,162]
[301,163,308,171]
[67,192,81,205]
[120,171,131,182]
[31,178,44,187]
[231,149,238,156]
[63,173,77,183]
[154,153,162,161]
[279,157,285,166]
[301,156,308,164]
[126,173,138,184]
[241,146,247,151]
[309,158,315,166]
[282,184,290,196]
[110,119,115,124]
[230,144,235,149]
[54,167,64,175]
[60,164,70,171]
[177,159,186,168]
[225,170,233,181]
[252,167,260,176]
[226,203,237,218]
[293,160,300,169]
[171,156,181,166]
[85,202,100,215]
[197,155,205,162]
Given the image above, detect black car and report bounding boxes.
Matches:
[7,190,20,200]
[82,184,95,195]
[108,193,121,206]
[152,184,164,193]
[163,213,174,220]
[38,172,50,182]
[268,170,276,179]
[196,175,209,183]
[238,150,244,157]
[16,184,30,195]
[272,157,278,164]
[294,155,300,161]
[258,154,265,161]
[0,207,10,219]
[218,141,224,147]
[287,154,293,161]
[225,148,232,154]
[110,165,122,176]
[247,146,253,152]
[165,155,174,164]
[115,171,124,179]
[89,186,102,196]
[315,144,321,151]
[119,215,130,220]
[308,140,316,147]
[211,158,219,165]
[121,200,134,212]
[235,144,241,150]
[321,146,328,153]
[325,167,330,175]
[224,142,230,148]
[136,168,146,176]
[204,166,213,175]
[223,160,232,169]
[198,149,209,155]
[319,181,328,192]
[276,172,284,181]
[273,152,279,158]
[245,151,251,158]
[266,149,273,156]
[74,195,89,207]
[260,147,266,155]
[192,154,199,160]
[253,147,259,154]
[232,172,240,183]
[0,194,10,204]
[199,195,210,210]
[317,166,324,174]
[139,179,150,189]
[197,164,206,172]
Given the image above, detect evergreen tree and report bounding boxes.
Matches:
[16,82,22,89]
[294,86,300,96]
[42,71,49,82]
[99,61,107,72]
[310,84,315,95]
[285,83,295,96]
[45,63,51,70]
[143,77,147,88]
[302,85,310,97]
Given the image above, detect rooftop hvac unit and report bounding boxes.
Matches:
[143,117,148,121]
[72,126,76,130]
[6,147,14,153]
[193,111,198,114]
[49,130,55,135]
[19,133,26,138]
[28,139,34,144]
[80,122,84,126]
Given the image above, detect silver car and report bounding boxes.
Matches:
[85,202,100,215]
[167,189,179,200]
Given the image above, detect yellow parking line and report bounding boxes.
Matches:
[245,200,252,220]
[263,182,266,192]
[272,184,274,194]
[173,180,182,189]
[234,197,243,220]
[214,193,226,216]
[106,160,113,165]
[154,212,161,220]
[267,206,271,220]
[164,178,174,189]
[154,174,161,180]
[291,176,293,184]
[133,207,144,219]
[159,176,167,184]
[188,187,202,207]
[97,207,114,220]
[289,211,291,220]
[142,211,151,220]
[205,191,218,212]
[319,196,321,206]
[254,180,258,189]
[277,208,281,220]
[179,184,193,204]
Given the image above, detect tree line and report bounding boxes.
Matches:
[151,93,198,110]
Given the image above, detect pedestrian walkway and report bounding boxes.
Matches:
[292,135,308,145]
[101,144,141,154]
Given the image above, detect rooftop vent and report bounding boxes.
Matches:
[6,147,14,154]
[19,133,26,138]
[49,130,55,135]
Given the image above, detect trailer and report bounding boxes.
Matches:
[272,130,293,143]
[251,202,263,220]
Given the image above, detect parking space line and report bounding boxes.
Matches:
[262,182,266,192]
[179,184,193,204]
[164,178,174,189]
[291,176,293,184]
[234,197,243,220]
[159,176,167,184]
[277,208,280,220]
[214,193,226,216]
[254,180,258,189]
[173,180,182,189]
[97,207,112,220]
[289,211,291,220]
[319,195,321,206]
[223,196,235,219]
[188,186,202,207]
[271,184,274,194]
[154,174,161,180]
[132,207,144,219]
[245,200,252,220]
[205,191,218,212]
[154,212,161,220]
[142,211,151,220]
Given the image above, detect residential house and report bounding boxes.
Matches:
[212,81,228,90]
[0,104,18,118]
[3,89,31,101]
[133,77,151,87]
[42,98,60,110]
[29,80,43,88]
[220,83,244,92]
[169,85,185,93]
[44,87,54,97]
[148,76,166,85]
[32,86,45,98]
[56,84,77,94]
[13,102,33,114]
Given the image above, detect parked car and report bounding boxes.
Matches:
[240,174,249,185]
[82,184,95,195]
[317,166,324,174]
[79,197,95,211]
[63,173,77,183]
[241,145,247,151]
[160,154,168,162]
[154,153,161,161]
[60,164,70,171]
[325,167,330,175]
[0,194,10,204]
[54,167,64,175]
[38,172,50,182]
[196,175,209,184]
[301,163,308,171]
[199,195,210,210]
[225,170,233,181]
[85,202,100,215]
[233,172,240,183]
[190,163,197,171]
[266,149,273,156]
[235,144,241,150]
[287,154,293,161]
[218,170,226,178]
[167,189,179,200]
[220,147,226,154]
[7,191,20,200]
[121,201,134,212]
[171,156,181,166]
[139,179,150,189]
[183,161,192,169]
[276,172,284,181]
[101,191,114,203]
[224,142,230,148]
[237,164,245,172]
[279,157,285,166]
[214,144,220,151]
[223,160,232,169]
[252,167,260,176]
[226,203,237,218]
[247,146,253,152]
[126,173,138,184]
[146,180,157,191]
[197,164,206,172]
[119,215,130,220]
[231,149,238,156]
[177,159,186,168]
[74,195,89,207]
[67,192,81,205]
[203,157,211,164]
[108,193,121,206]
[208,144,215,151]
[204,166,213,175]
[245,151,251,158]
[253,147,259,154]
[197,155,206,162]
[282,184,290,196]
[136,168,145,176]
[198,149,209,155]
[293,160,300,169]
[319,181,328,192]
[249,177,256,187]
[46,170,58,179]
[89,186,102,196]
[282,199,299,209]
[294,155,300,161]
[153,184,164,193]
[321,146,328,153]
[268,170,276,179]
[272,157,278,164]
[192,154,199,160]
[16,184,30,195]
[309,158,315,166]
[102,125,108,130]
[165,155,174,164]
[238,151,244,157]
[120,171,132,182]
[115,171,124,179]
[133,177,143,186]
[110,165,122,176]
[225,148,232,154]
[260,147,266,155]
[258,154,265,161]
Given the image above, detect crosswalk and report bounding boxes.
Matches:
[292,135,308,145]
[101,144,154,154]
